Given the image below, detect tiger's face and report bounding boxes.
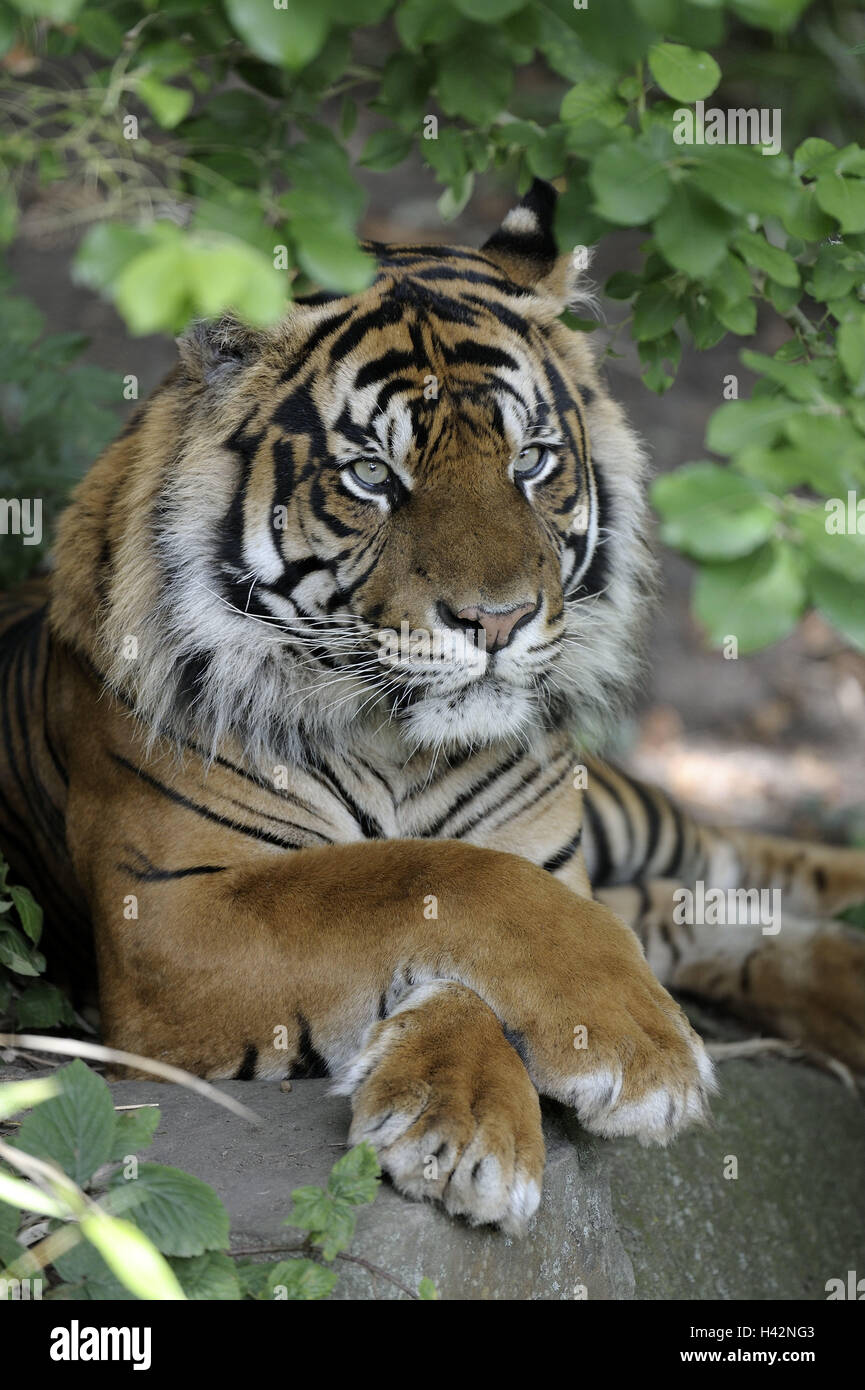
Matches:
[53,182,655,765]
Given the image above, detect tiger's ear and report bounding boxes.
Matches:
[481,179,582,309]
[177,314,266,385]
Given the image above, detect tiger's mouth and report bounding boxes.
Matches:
[326,616,562,750]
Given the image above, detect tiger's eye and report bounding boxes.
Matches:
[352,458,390,487]
[513,445,544,475]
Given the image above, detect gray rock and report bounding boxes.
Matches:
[603,1058,865,1302]
[5,1056,863,1299]
[108,1078,633,1301]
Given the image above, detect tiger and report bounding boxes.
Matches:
[1,178,863,1235]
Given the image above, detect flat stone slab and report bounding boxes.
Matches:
[108,1077,632,1300]
[4,1056,862,1299]
[604,1059,865,1301]
[99,1058,864,1301]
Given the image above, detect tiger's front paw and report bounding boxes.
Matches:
[499,900,716,1145]
[333,983,545,1235]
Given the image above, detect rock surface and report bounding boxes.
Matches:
[97,1057,864,1301]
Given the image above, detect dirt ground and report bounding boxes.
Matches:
[9,151,865,844]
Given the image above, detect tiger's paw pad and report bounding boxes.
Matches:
[334,1002,545,1235]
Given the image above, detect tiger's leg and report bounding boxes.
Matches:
[87,838,713,1229]
[597,875,865,1071]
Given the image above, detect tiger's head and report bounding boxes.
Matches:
[52,180,654,766]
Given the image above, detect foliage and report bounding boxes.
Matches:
[0,854,76,1031]
[0,0,864,646]
[0,1055,434,1299]
[0,273,121,585]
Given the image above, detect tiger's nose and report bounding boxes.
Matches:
[450,600,538,651]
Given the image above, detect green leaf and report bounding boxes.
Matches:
[685,293,725,350]
[451,0,525,16]
[560,77,626,131]
[136,75,193,130]
[0,1193,22,1268]
[605,271,642,300]
[396,0,464,50]
[694,542,807,652]
[293,221,376,293]
[652,463,777,560]
[223,0,330,69]
[15,981,75,1029]
[808,244,859,301]
[655,183,733,277]
[648,43,720,103]
[236,1258,273,1298]
[76,9,124,58]
[690,147,792,220]
[418,1276,439,1299]
[81,1209,186,1301]
[728,0,810,35]
[284,1183,358,1261]
[186,240,287,324]
[807,563,865,653]
[265,1257,337,1300]
[589,138,672,225]
[359,128,414,171]
[109,1163,230,1257]
[327,1142,381,1206]
[10,0,85,20]
[112,239,191,335]
[14,1059,115,1186]
[632,283,681,341]
[794,137,839,178]
[785,414,865,484]
[0,922,45,976]
[52,1235,135,1300]
[739,351,822,405]
[638,331,681,393]
[706,397,792,454]
[285,1184,332,1232]
[436,42,512,125]
[169,1251,241,1300]
[733,231,799,288]
[793,504,865,583]
[0,185,18,246]
[0,3,17,58]
[109,1106,160,1162]
[72,223,155,294]
[838,314,865,394]
[0,1076,59,1121]
[815,174,865,233]
[781,187,835,241]
[9,884,42,944]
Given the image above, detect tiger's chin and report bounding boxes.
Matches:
[396,681,538,752]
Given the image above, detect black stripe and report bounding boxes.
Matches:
[425,752,523,838]
[583,797,613,888]
[543,827,584,875]
[235,1044,258,1081]
[288,1015,329,1079]
[109,753,304,850]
